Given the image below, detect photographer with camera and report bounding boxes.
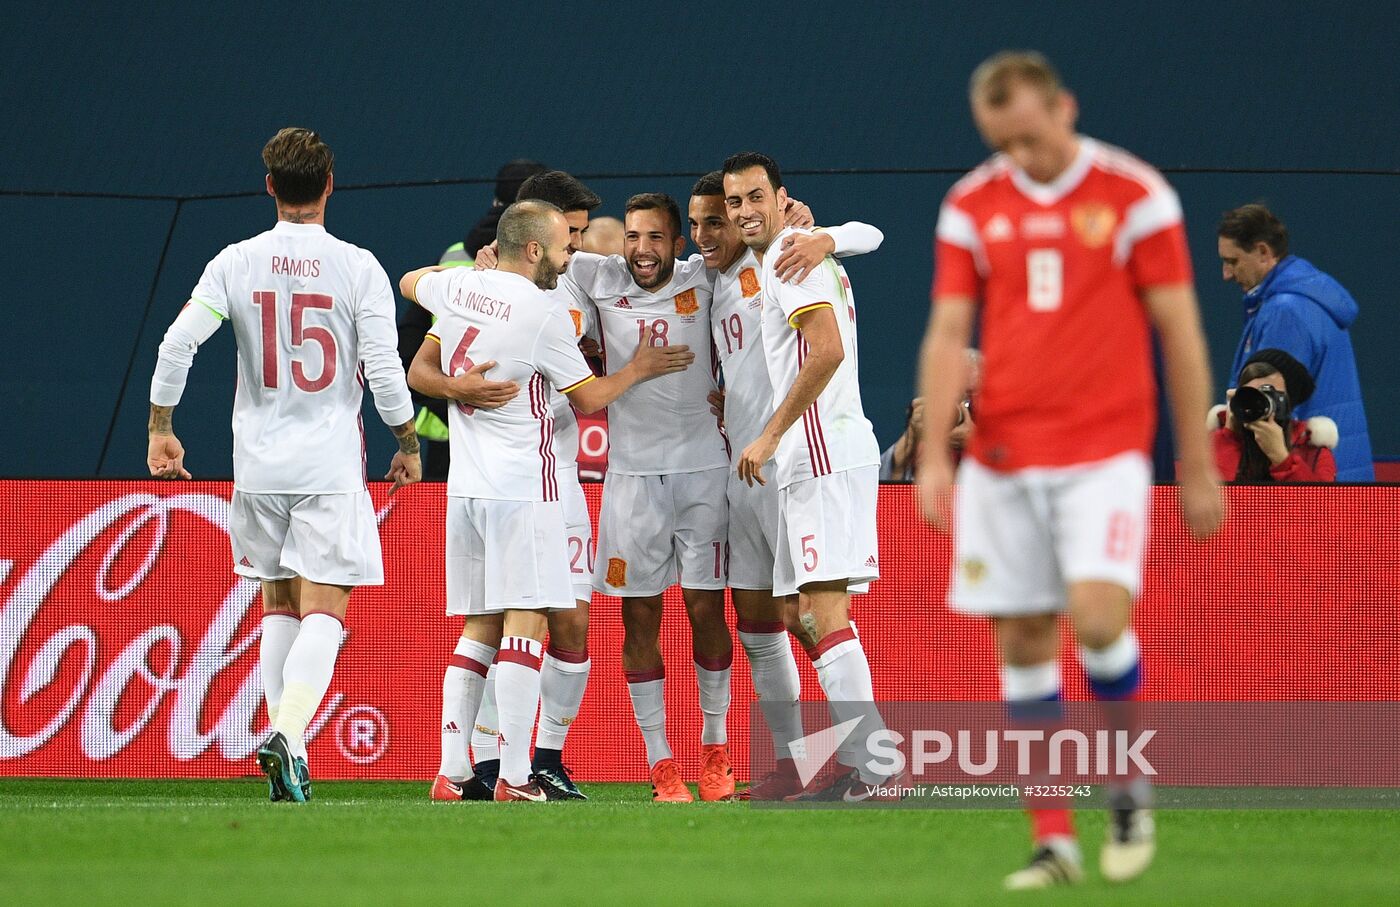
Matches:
[1210,348,1337,483]
[881,350,980,482]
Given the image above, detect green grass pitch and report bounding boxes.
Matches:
[2,780,1396,905]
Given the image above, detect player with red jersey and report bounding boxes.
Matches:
[918,53,1223,888]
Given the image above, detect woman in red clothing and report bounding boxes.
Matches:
[1210,348,1337,483]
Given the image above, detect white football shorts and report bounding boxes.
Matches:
[560,466,594,603]
[230,490,383,586]
[445,496,576,615]
[951,450,1151,616]
[773,465,880,597]
[727,464,780,591]
[593,467,728,597]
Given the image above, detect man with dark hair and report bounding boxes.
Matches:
[1218,203,1373,479]
[402,200,693,802]
[722,151,890,808]
[689,168,884,798]
[147,127,422,803]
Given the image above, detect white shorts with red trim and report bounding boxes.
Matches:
[593,467,729,597]
[951,451,1151,616]
[773,465,879,597]
[560,466,594,603]
[727,464,780,591]
[231,490,383,586]
[445,496,576,615]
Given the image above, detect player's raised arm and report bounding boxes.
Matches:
[773,222,885,284]
[564,342,695,414]
[915,297,976,529]
[147,292,227,479]
[1144,283,1224,539]
[399,265,450,306]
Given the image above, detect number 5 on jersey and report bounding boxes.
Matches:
[252,291,337,391]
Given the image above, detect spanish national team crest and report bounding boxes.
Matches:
[674,288,699,315]
[569,309,583,337]
[606,557,628,588]
[739,267,760,298]
[1071,203,1118,248]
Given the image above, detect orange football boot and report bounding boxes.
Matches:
[699,744,736,801]
[649,758,694,803]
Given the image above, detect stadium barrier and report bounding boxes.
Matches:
[2,480,1396,782]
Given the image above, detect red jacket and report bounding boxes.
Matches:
[1210,416,1338,482]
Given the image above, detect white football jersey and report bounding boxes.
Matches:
[546,284,599,473]
[184,222,414,494]
[415,269,595,501]
[759,227,879,488]
[710,250,774,453]
[562,252,728,475]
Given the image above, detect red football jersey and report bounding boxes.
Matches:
[931,137,1193,471]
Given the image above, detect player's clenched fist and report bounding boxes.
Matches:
[147,433,191,480]
[385,451,422,495]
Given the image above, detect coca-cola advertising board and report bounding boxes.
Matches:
[2,481,1397,781]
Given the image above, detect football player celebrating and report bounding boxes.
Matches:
[147,127,421,802]
[403,200,692,801]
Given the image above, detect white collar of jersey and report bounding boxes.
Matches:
[272,221,327,233]
[1009,136,1096,206]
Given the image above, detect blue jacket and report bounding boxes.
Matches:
[1230,256,1374,480]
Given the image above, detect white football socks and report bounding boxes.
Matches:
[535,646,590,752]
[438,638,496,781]
[272,613,343,751]
[625,668,672,768]
[495,637,545,787]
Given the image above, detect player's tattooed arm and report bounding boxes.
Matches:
[146,404,191,480]
[385,419,422,494]
[407,336,520,409]
[391,419,420,456]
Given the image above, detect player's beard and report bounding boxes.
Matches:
[628,255,674,290]
[533,257,560,290]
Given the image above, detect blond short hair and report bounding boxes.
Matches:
[969,51,1064,107]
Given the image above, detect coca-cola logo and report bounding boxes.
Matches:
[0,491,348,763]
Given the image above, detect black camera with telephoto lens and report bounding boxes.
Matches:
[1230,383,1291,424]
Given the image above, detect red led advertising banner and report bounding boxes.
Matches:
[1,481,1397,782]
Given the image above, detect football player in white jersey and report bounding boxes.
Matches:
[419,172,607,802]
[722,151,893,802]
[539,193,733,801]
[402,200,695,801]
[688,170,885,798]
[146,128,421,802]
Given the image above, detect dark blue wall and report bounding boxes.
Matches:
[3,1,1395,477]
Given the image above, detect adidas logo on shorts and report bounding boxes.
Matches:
[864,555,878,568]
[239,556,253,567]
